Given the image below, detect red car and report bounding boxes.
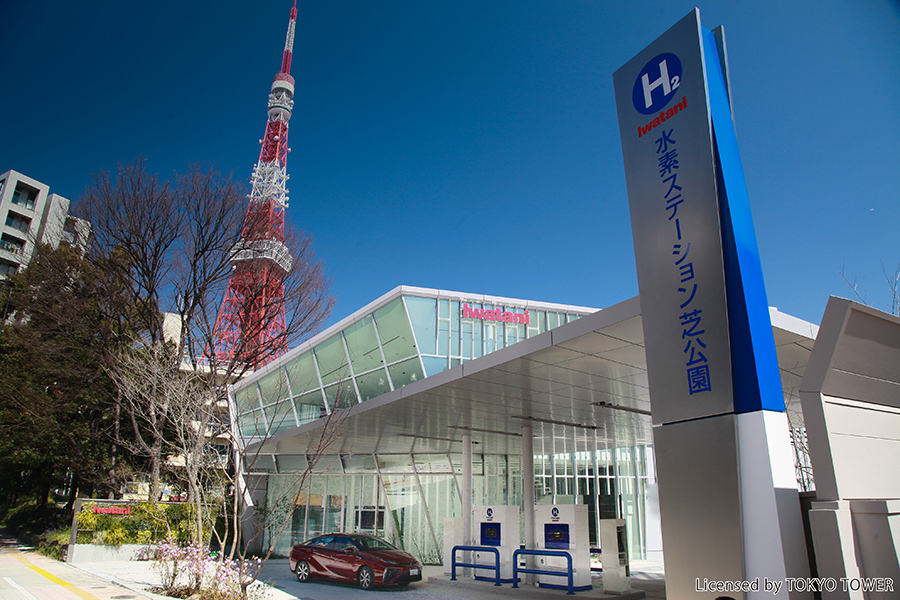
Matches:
[289,533,423,590]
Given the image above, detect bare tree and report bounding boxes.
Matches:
[77,158,333,502]
[151,354,226,543]
[107,343,183,503]
[840,259,900,316]
[220,378,353,600]
[883,262,900,316]
[80,159,182,345]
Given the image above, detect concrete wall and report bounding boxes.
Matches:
[67,544,150,563]
[800,297,900,599]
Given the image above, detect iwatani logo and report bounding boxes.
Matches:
[632,52,687,137]
[632,53,682,115]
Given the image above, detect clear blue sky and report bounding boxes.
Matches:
[2,1,898,330]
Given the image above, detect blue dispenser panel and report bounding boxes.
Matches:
[480,522,501,546]
[544,523,570,549]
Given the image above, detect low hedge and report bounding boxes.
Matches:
[75,501,208,546]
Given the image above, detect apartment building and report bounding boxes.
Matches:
[0,169,90,278]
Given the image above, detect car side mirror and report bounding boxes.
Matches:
[343,546,357,554]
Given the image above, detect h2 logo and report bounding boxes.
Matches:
[632,53,682,115]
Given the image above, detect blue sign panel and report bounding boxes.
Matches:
[700,28,784,414]
[544,523,570,550]
[481,522,501,547]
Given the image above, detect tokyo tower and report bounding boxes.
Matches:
[213,2,298,368]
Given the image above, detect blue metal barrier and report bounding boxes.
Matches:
[450,545,501,586]
[512,548,575,594]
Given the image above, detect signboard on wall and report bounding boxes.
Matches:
[613,10,734,426]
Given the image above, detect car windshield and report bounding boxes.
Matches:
[350,535,396,550]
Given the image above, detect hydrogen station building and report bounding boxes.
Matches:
[231,286,817,575]
[229,8,900,599]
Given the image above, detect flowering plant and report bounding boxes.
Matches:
[150,539,268,600]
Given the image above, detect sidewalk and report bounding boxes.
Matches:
[0,532,164,600]
[1,529,665,600]
[67,558,296,600]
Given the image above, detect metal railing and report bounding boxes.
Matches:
[11,193,35,210]
[0,240,24,255]
[450,545,501,586]
[229,238,292,273]
[512,548,575,594]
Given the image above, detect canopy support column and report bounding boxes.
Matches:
[523,423,535,584]
[462,430,473,545]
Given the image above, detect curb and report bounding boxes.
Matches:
[426,575,648,599]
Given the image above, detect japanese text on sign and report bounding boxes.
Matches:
[656,128,711,395]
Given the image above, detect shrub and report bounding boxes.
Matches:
[104,526,129,546]
[74,502,216,546]
[3,500,66,537]
[150,539,269,600]
[37,528,71,560]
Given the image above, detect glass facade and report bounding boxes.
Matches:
[231,288,657,564]
[252,445,655,564]
[233,291,588,440]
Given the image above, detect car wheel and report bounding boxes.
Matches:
[357,565,375,590]
[295,560,310,582]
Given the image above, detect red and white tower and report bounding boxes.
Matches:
[213,2,298,368]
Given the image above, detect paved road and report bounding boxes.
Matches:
[260,558,664,600]
[261,560,464,600]
[1,529,664,600]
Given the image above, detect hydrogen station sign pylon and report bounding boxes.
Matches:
[614,9,812,599]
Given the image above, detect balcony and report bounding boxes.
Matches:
[0,240,24,255]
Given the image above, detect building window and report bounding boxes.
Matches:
[5,213,31,234]
[11,184,37,210]
[0,261,18,277]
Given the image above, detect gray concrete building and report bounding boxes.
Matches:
[0,169,90,278]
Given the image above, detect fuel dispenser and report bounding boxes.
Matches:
[534,504,591,590]
[599,518,631,593]
[472,505,520,583]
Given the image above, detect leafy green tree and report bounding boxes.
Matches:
[0,157,334,553]
[0,244,136,513]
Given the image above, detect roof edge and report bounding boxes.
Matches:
[239,285,601,386]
